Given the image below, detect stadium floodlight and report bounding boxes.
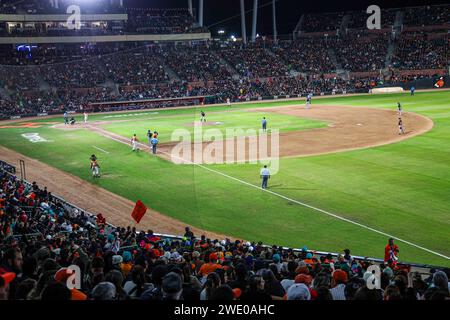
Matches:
[218,30,225,35]
[230,35,237,42]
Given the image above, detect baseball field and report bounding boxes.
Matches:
[0,90,449,267]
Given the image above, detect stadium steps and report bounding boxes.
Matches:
[217,54,239,77]
[292,14,305,39]
[162,63,182,81]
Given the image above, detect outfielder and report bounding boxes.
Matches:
[226,98,231,107]
[90,154,100,178]
[131,134,139,151]
[200,110,206,122]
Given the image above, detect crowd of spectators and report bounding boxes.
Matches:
[1,166,449,301]
[273,39,335,73]
[125,8,196,34]
[220,45,290,78]
[403,5,450,26]
[392,33,448,70]
[332,34,389,71]
[161,46,232,82]
[302,12,345,32]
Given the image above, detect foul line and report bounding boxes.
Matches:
[92,145,110,154]
[92,128,450,261]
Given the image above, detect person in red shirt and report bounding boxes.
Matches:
[384,238,399,264]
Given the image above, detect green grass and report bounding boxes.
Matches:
[100,108,326,143]
[1,90,449,266]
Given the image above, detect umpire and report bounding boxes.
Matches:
[260,165,270,189]
[151,136,159,154]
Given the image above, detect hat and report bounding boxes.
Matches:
[306,253,313,259]
[54,268,74,283]
[122,251,132,263]
[383,267,394,279]
[295,274,313,285]
[333,269,348,283]
[112,255,123,265]
[162,272,182,294]
[192,251,200,258]
[0,272,15,287]
[287,283,311,300]
[272,254,281,263]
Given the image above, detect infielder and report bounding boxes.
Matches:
[200,110,206,122]
[397,102,402,117]
[90,154,100,178]
[63,111,69,125]
[131,134,139,151]
[226,98,231,107]
[398,117,405,135]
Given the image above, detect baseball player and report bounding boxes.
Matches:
[200,110,206,122]
[398,117,405,135]
[84,112,88,124]
[262,117,267,132]
[63,111,69,125]
[305,93,312,109]
[226,98,231,107]
[147,129,153,147]
[131,134,139,151]
[90,154,100,178]
[397,102,402,117]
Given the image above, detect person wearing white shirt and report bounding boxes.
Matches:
[260,165,270,189]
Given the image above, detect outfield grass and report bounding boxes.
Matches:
[0,90,449,266]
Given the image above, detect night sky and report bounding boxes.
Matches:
[125,0,449,37]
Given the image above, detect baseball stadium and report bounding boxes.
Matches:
[0,0,449,303]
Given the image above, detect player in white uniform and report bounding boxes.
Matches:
[226,98,231,107]
[131,134,139,151]
[84,112,88,124]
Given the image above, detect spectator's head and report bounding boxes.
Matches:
[161,272,183,300]
[4,247,23,272]
[91,282,116,300]
[287,283,311,300]
[15,278,37,300]
[344,277,365,300]
[210,285,234,301]
[432,271,449,290]
[332,269,348,286]
[41,282,71,301]
[313,272,331,289]
[384,284,402,300]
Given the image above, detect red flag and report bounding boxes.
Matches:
[131,200,147,223]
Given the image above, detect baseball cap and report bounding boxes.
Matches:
[295,273,313,285]
[54,268,74,283]
[333,269,348,283]
[287,283,311,300]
